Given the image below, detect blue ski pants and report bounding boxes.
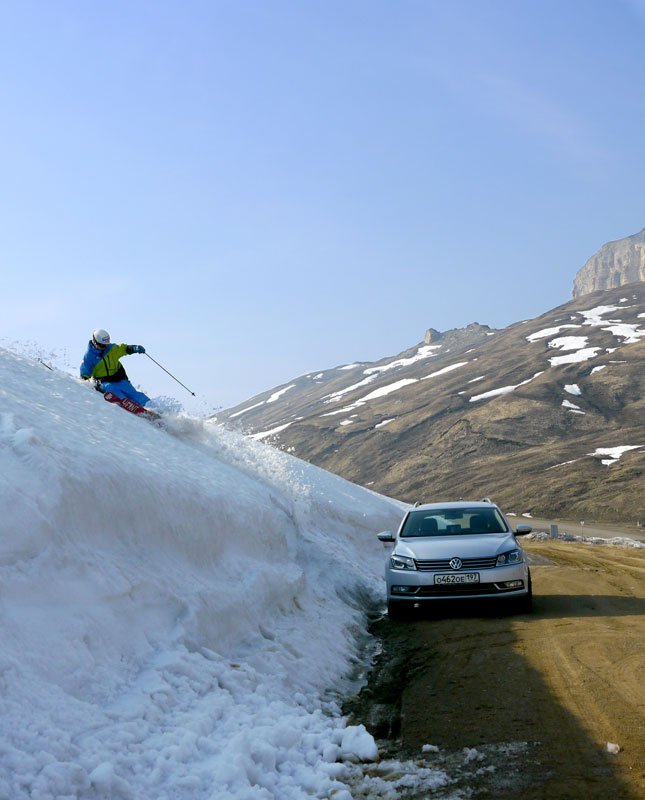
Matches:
[101,379,150,406]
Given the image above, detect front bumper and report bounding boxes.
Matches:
[385,563,529,602]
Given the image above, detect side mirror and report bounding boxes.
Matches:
[377,531,395,542]
[515,524,532,536]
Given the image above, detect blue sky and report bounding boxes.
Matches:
[1,0,644,410]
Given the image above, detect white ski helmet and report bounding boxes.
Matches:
[92,328,111,347]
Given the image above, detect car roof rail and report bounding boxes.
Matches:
[414,501,421,507]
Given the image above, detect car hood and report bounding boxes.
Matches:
[395,533,517,559]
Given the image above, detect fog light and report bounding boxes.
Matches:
[392,585,418,595]
[503,580,524,589]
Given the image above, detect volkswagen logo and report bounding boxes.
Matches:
[449,557,462,570]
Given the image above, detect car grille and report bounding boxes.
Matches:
[417,582,518,596]
[414,556,498,571]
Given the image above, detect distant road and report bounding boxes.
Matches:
[513,515,645,544]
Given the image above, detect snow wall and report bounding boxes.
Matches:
[0,347,406,800]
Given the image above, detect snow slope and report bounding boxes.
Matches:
[0,347,412,799]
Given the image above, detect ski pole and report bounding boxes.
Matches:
[145,353,196,396]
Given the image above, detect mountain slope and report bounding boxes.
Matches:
[218,284,645,523]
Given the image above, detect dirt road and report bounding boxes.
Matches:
[346,540,645,799]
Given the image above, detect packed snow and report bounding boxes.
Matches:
[362,345,441,375]
[547,335,589,351]
[527,304,645,366]
[321,358,471,419]
[600,323,645,344]
[374,418,396,429]
[545,443,645,470]
[228,384,296,420]
[421,362,468,381]
[588,445,644,466]
[579,304,624,326]
[267,384,296,403]
[361,378,418,400]
[527,530,644,550]
[469,371,543,403]
[2,345,467,800]
[562,399,584,414]
[323,346,441,405]
[549,347,601,367]
[526,324,580,342]
[323,375,377,403]
[321,377,420,417]
[249,421,294,440]
[228,400,265,419]
[544,459,581,471]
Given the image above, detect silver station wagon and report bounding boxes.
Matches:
[377,500,533,618]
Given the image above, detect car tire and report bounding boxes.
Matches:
[387,600,410,621]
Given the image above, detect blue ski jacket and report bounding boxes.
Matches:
[80,342,141,383]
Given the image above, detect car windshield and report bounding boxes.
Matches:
[400,507,509,537]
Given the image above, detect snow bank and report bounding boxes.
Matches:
[0,346,406,799]
[527,531,644,549]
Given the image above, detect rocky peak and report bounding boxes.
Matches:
[424,322,493,348]
[423,327,443,344]
[573,228,645,298]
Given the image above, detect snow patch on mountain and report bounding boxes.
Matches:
[469,371,543,403]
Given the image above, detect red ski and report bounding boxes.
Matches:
[103,391,161,421]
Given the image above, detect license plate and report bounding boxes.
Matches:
[434,573,480,585]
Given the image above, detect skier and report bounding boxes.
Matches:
[80,328,151,406]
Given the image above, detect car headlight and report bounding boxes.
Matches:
[390,554,417,571]
[496,548,523,566]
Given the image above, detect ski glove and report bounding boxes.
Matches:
[131,345,145,354]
